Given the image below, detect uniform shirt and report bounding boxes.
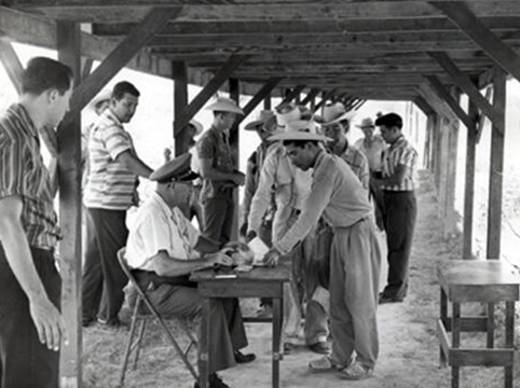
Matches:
[196,126,235,200]
[381,135,417,192]
[83,109,138,210]
[354,134,386,172]
[126,192,201,270]
[334,142,370,189]
[0,103,61,250]
[274,150,372,255]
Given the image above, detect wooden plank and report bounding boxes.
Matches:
[67,7,182,118]
[463,99,478,260]
[81,57,93,80]
[450,348,514,367]
[433,1,520,83]
[428,51,504,128]
[172,60,188,156]
[442,316,488,332]
[263,92,271,110]
[313,89,337,112]
[239,77,282,122]
[173,54,250,133]
[56,20,82,388]
[0,38,23,94]
[413,95,436,116]
[424,75,473,129]
[486,70,506,259]
[299,88,319,107]
[281,84,305,104]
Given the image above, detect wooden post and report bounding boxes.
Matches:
[172,61,189,156]
[229,78,240,241]
[56,20,82,388]
[463,99,478,260]
[263,92,271,110]
[0,39,24,94]
[486,70,506,260]
[444,112,459,238]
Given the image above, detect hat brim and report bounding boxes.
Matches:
[244,120,264,130]
[314,111,356,126]
[356,124,375,129]
[150,153,194,182]
[88,90,112,111]
[189,120,203,135]
[268,132,332,142]
[205,103,244,115]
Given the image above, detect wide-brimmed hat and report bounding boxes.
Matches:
[150,153,199,183]
[244,110,275,130]
[269,120,332,142]
[188,119,203,135]
[313,102,356,126]
[205,97,243,115]
[356,117,375,129]
[275,103,301,127]
[88,89,111,112]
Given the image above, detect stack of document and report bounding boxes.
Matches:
[248,237,269,266]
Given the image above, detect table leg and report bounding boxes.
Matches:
[452,302,460,388]
[440,287,448,367]
[504,301,515,388]
[272,297,282,388]
[487,302,494,348]
[198,298,211,388]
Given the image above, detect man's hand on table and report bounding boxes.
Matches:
[205,252,234,267]
[263,247,282,267]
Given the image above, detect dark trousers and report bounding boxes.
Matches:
[82,208,128,323]
[201,195,234,245]
[0,246,61,388]
[381,191,417,300]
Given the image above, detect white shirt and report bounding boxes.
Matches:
[126,192,201,270]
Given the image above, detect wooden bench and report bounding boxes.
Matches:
[437,260,520,388]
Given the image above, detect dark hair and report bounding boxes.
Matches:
[375,113,403,129]
[282,139,318,148]
[22,57,73,96]
[112,81,140,100]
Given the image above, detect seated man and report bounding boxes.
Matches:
[125,153,255,388]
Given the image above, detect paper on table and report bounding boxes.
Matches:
[248,237,269,266]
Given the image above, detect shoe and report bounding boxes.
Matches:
[378,293,403,304]
[337,361,373,380]
[82,316,95,327]
[256,304,273,318]
[309,356,344,373]
[194,373,230,388]
[308,341,330,355]
[283,342,295,355]
[96,317,127,329]
[234,350,256,363]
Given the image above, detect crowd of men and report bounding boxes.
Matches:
[0,56,418,388]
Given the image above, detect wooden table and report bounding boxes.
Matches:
[437,260,520,388]
[191,262,290,388]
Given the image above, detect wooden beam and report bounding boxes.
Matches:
[81,57,93,80]
[413,95,436,116]
[353,99,366,111]
[228,77,239,242]
[68,7,182,117]
[239,77,282,122]
[432,1,520,83]
[263,92,271,110]
[172,60,188,156]
[0,38,23,94]
[486,70,507,260]
[313,89,336,112]
[424,75,473,129]
[300,88,320,107]
[56,20,82,388]
[428,51,504,128]
[173,54,250,134]
[281,84,305,104]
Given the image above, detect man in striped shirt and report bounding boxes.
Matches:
[0,57,73,387]
[372,113,418,304]
[82,81,153,327]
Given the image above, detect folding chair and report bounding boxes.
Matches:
[117,248,198,386]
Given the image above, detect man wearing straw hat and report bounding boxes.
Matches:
[196,97,245,244]
[263,121,382,381]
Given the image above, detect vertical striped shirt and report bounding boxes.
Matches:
[83,109,138,210]
[0,103,61,250]
[334,143,370,190]
[381,135,417,191]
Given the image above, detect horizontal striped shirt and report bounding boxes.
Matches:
[83,109,138,210]
[381,135,417,191]
[0,103,61,250]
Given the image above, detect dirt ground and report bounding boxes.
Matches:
[82,170,519,388]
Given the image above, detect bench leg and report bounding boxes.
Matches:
[505,301,515,388]
[440,288,448,367]
[487,302,494,348]
[272,297,282,388]
[452,302,461,388]
[198,298,211,388]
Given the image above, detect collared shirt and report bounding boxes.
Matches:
[196,126,235,200]
[332,142,370,190]
[83,109,138,210]
[126,192,201,270]
[381,135,417,192]
[354,134,387,172]
[0,103,61,250]
[274,150,372,255]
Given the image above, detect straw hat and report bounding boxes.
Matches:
[88,89,111,112]
[244,110,275,130]
[313,102,356,126]
[356,117,375,129]
[269,120,332,142]
[188,119,203,136]
[205,97,243,115]
[149,153,199,183]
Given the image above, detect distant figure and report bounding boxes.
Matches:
[163,147,172,163]
[0,57,73,387]
[82,81,154,327]
[372,113,418,304]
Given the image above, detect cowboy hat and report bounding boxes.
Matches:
[244,110,275,130]
[150,153,199,183]
[313,102,356,126]
[205,97,243,115]
[356,117,375,129]
[268,120,332,142]
[88,89,111,112]
[188,119,203,136]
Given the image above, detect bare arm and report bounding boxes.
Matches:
[0,195,64,351]
[116,150,153,178]
[148,250,232,277]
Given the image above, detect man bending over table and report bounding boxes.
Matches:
[125,153,255,388]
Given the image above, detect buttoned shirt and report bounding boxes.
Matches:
[274,150,372,255]
[381,135,417,192]
[83,109,138,210]
[0,103,61,250]
[126,192,201,270]
[332,142,370,189]
[354,134,387,172]
[196,126,235,200]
